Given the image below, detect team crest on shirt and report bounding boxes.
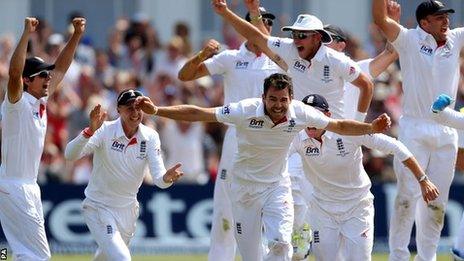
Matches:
[305,146,320,156]
[235,60,249,69]
[111,140,125,152]
[420,44,433,56]
[137,141,147,160]
[222,105,231,114]
[321,65,333,83]
[248,118,264,129]
[336,138,349,157]
[284,119,296,133]
[441,43,452,58]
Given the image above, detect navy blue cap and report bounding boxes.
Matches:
[302,94,329,112]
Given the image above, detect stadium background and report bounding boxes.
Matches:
[0,0,464,259]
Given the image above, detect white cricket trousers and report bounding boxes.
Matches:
[82,198,139,261]
[208,127,237,261]
[309,197,374,261]
[231,177,294,261]
[389,116,457,261]
[287,153,312,230]
[0,179,51,261]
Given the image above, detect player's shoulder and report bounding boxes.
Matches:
[324,46,354,63]
[138,123,160,140]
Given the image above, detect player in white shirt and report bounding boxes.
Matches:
[373,1,464,259]
[0,17,85,260]
[178,8,281,260]
[290,94,439,261]
[429,94,464,261]
[212,0,374,120]
[135,73,391,260]
[64,89,183,261]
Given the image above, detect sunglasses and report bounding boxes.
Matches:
[29,70,51,79]
[262,18,273,27]
[291,31,319,40]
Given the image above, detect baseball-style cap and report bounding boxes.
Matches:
[282,14,332,44]
[416,0,455,23]
[117,89,143,106]
[22,57,55,78]
[323,24,347,43]
[245,7,276,22]
[302,94,329,112]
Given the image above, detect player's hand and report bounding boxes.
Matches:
[371,113,391,133]
[431,94,453,113]
[89,104,107,132]
[72,17,86,35]
[420,179,439,203]
[163,163,184,183]
[212,0,228,16]
[134,96,157,115]
[244,0,260,12]
[387,1,401,23]
[24,17,39,33]
[201,39,221,59]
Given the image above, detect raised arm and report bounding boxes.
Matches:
[178,39,220,81]
[135,96,218,122]
[369,42,398,78]
[49,17,86,94]
[349,72,373,121]
[243,0,269,36]
[372,0,401,42]
[7,17,38,103]
[325,113,391,135]
[212,0,287,70]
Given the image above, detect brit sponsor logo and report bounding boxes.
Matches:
[249,118,264,129]
[107,225,113,234]
[111,140,125,152]
[313,230,320,243]
[220,169,227,180]
[420,44,433,56]
[293,60,308,73]
[235,60,249,69]
[236,222,242,234]
[273,39,281,47]
[305,146,320,156]
[322,65,332,83]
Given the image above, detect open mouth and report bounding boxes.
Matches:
[297,45,304,52]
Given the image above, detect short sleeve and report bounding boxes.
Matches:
[215,102,243,126]
[391,25,409,52]
[204,51,229,75]
[334,54,362,83]
[301,105,330,129]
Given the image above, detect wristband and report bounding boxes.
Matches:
[250,14,262,23]
[354,111,367,122]
[82,127,94,138]
[418,174,428,183]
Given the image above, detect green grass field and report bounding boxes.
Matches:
[47,254,452,260]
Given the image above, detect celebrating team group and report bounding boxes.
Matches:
[1,0,464,260]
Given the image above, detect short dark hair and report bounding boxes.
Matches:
[263,73,293,96]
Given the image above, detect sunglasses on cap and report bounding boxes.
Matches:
[291,31,319,40]
[29,70,51,79]
[262,18,273,27]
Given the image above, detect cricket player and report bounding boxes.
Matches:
[134,73,391,260]
[0,17,85,260]
[290,94,439,261]
[429,94,464,261]
[373,0,464,259]
[178,7,281,260]
[64,89,183,260]
[213,0,374,120]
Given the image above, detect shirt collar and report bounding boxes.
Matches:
[299,128,333,141]
[313,44,328,62]
[239,42,258,58]
[416,25,447,43]
[115,118,149,141]
[23,92,46,106]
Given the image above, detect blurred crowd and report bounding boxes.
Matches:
[1,11,464,185]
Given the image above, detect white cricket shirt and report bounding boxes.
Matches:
[65,118,171,207]
[215,98,330,183]
[267,37,361,119]
[204,42,282,104]
[0,92,47,182]
[432,107,464,129]
[392,25,464,119]
[289,130,412,214]
[343,59,373,120]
